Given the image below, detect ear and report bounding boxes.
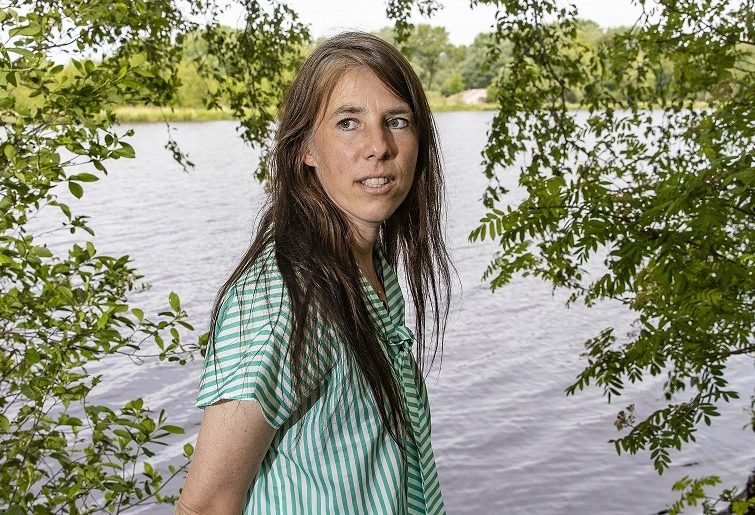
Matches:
[303,148,317,168]
[303,139,317,168]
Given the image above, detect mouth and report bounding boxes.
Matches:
[357,175,396,188]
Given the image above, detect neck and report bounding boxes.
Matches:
[350,222,379,271]
[349,221,387,305]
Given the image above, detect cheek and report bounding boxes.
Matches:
[316,168,339,195]
[401,132,419,159]
[315,156,353,198]
[318,143,355,175]
[403,143,419,179]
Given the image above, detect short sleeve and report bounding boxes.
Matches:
[196,252,297,430]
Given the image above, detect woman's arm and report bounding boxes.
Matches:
[175,398,277,515]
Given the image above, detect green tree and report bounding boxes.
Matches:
[440,70,465,96]
[434,42,468,92]
[456,0,753,512]
[403,24,454,91]
[0,0,308,511]
[460,31,511,89]
[374,25,400,46]
[374,23,456,93]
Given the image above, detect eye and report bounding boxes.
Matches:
[337,118,358,131]
[388,117,409,129]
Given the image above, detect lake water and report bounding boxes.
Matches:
[37,112,753,514]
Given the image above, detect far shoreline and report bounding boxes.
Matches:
[113,101,711,123]
[114,103,499,123]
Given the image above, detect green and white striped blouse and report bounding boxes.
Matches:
[196,243,446,514]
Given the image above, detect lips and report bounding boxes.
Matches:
[362,177,392,187]
[356,174,396,187]
[355,175,397,193]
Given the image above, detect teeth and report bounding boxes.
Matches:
[362,177,390,187]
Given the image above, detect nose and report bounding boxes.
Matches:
[364,122,391,161]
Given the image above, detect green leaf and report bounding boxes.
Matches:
[30,245,52,258]
[20,384,41,401]
[116,142,136,158]
[70,173,99,182]
[183,443,194,457]
[25,347,41,365]
[7,47,34,58]
[59,415,84,427]
[58,202,71,218]
[113,428,131,439]
[2,144,16,159]
[169,291,180,311]
[10,23,41,37]
[131,52,147,67]
[68,181,83,199]
[161,425,185,435]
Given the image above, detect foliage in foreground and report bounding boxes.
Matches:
[0,0,309,511]
[456,0,754,512]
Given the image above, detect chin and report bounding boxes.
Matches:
[353,211,395,226]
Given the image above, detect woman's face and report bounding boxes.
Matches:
[304,67,419,240]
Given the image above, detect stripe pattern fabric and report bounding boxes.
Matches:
[196,244,446,514]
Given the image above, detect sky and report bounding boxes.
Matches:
[221,0,645,46]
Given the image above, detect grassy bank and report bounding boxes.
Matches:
[115,102,497,123]
[114,106,235,123]
[114,100,710,123]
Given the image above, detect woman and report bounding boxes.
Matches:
[177,31,452,515]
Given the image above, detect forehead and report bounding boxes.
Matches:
[321,67,410,114]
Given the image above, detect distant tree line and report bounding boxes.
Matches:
[172,20,679,105]
[147,18,754,109]
[13,20,679,114]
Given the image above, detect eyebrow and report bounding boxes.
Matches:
[328,104,413,119]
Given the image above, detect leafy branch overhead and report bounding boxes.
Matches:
[462,0,753,512]
[0,0,308,511]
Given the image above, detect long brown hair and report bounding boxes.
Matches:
[205,30,451,463]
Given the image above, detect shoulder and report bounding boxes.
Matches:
[233,242,284,300]
[216,242,292,342]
